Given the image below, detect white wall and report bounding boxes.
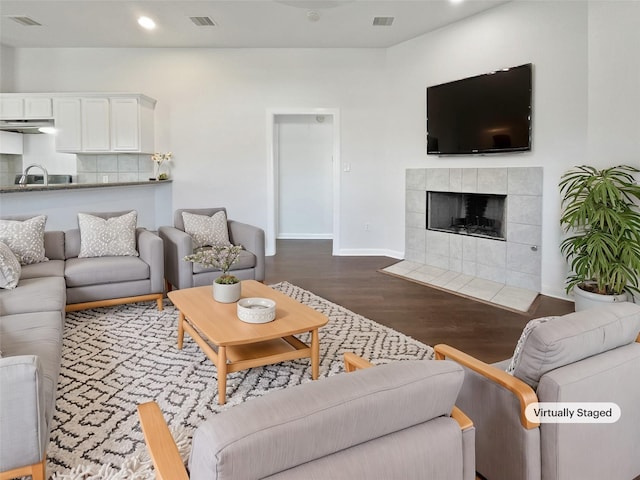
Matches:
[3,1,639,299]
[384,0,638,299]
[276,114,333,239]
[8,47,389,253]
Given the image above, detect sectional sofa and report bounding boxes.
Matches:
[0,213,164,478]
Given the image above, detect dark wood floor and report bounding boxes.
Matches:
[265,239,575,363]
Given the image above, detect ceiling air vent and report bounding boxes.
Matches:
[8,16,42,26]
[372,17,394,27]
[189,16,216,27]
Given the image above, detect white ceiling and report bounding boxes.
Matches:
[0,0,509,49]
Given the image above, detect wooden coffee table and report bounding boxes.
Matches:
[167,280,328,404]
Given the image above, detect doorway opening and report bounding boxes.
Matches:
[266,108,340,256]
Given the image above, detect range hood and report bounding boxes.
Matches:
[0,119,56,134]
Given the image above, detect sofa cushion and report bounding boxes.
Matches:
[65,256,150,287]
[511,303,640,389]
[190,359,464,480]
[182,210,231,249]
[0,311,64,437]
[19,260,65,280]
[0,241,21,289]
[0,215,48,265]
[78,210,138,258]
[43,231,65,261]
[0,276,66,316]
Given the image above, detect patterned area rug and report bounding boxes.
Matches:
[48,282,433,479]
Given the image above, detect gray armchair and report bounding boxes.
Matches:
[138,353,475,480]
[435,302,640,480]
[159,208,265,290]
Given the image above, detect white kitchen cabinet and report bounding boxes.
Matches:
[53,98,82,152]
[81,98,111,152]
[24,98,53,118]
[111,96,155,152]
[0,96,52,119]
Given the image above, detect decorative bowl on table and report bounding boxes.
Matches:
[237,298,276,324]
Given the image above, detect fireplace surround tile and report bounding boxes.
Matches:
[508,167,543,195]
[404,166,543,300]
[426,168,450,191]
[507,195,542,226]
[477,168,508,194]
[461,169,478,192]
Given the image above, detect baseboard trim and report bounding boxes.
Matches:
[336,248,403,258]
[277,233,333,240]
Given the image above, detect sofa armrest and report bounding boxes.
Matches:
[228,220,266,281]
[434,344,539,429]
[137,402,189,480]
[0,356,47,472]
[435,345,542,480]
[136,229,164,294]
[158,226,194,290]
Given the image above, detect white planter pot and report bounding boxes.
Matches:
[212,280,241,303]
[573,284,628,312]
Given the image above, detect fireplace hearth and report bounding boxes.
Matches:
[427,191,506,240]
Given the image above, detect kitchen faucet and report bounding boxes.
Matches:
[18,164,49,186]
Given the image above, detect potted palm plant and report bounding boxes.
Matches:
[184,244,243,303]
[559,165,640,311]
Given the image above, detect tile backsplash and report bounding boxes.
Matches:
[77,154,154,184]
[0,154,23,186]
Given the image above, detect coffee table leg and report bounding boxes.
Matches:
[177,311,185,350]
[311,328,320,380]
[218,346,227,405]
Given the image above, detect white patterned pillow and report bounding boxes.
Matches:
[506,316,558,375]
[78,211,139,258]
[0,215,48,265]
[0,241,21,289]
[182,211,231,249]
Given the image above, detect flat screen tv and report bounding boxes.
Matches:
[426,63,532,155]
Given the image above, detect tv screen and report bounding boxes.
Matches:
[426,63,532,155]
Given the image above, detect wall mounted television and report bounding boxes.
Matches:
[426,63,532,155]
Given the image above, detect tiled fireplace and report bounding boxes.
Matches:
[403,167,543,301]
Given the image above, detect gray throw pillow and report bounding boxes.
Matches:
[78,211,139,258]
[0,215,49,265]
[182,210,231,249]
[0,241,21,289]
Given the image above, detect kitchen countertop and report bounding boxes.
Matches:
[0,180,171,193]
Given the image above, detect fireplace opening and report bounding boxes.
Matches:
[427,191,506,240]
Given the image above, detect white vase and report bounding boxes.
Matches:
[213,280,241,303]
[573,284,628,312]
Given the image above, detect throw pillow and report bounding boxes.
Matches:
[0,241,21,289]
[506,316,558,375]
[0,215,49,265]
[78,211,139,258]
[182,211,231,249]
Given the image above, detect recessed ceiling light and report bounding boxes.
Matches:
[137,16,156,30]
[450,0,464,3]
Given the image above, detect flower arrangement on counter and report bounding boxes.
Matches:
[151,152,172,180]
[184,244,243,284]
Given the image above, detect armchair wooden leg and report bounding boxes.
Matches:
[0,457,46,480]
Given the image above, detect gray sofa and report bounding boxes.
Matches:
[139,356,476,480]
[0,215,164,478]
[435,302,640,480]
[159,208,265,290]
